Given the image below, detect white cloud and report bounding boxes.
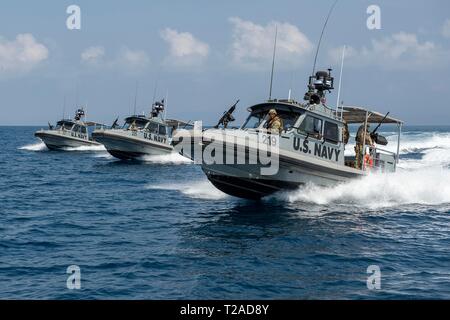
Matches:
[116,47,150,68]
[442,19,450,38]
[160,28,209,67]
[329,32,449,69]
[81,46,105,63]
[0,33,48,74]
[80,46,150,73]
[228,17,313,70]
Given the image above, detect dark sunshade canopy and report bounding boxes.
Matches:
[56,120,76,126]
[165,119,193,128]
[124,115,150,124]
[341,106,403,124]
[85,121,106,127]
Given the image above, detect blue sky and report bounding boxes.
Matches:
[1,0,449,125]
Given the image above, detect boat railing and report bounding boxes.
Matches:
[365,146,397,172]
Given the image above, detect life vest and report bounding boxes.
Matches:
[363,153,374,169]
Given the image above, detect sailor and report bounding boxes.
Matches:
[129,120,138,131]
[342,120,350,145]
[355,123,373,169]
[266,109,283,134]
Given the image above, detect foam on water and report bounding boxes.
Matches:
[279,130,450,208]
[19,142,47,151]
[63,145,107,152]
[139,153,192,165]
[279,168,450,208]
[147,180,228,200]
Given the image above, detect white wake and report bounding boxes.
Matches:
[146,180,227,200]
[19,142,48,151]
[139,153,192,165]
[281,130,450,208]
[63,145,107,152]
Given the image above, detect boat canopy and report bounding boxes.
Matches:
[165,118,193,128]
[124,115,150,125]
[85,121,106,127]
[56,120,76,127]
[247,101,305,114]
[341,106,403,124]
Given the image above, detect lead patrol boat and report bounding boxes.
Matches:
[34,108,103,150]
[92,99,191,160]
[175,69,403,199]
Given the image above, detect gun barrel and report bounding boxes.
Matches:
[371,112,390,134]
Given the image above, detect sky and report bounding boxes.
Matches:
[0,0,449,125]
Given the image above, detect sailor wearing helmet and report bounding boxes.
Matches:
[265,109,283,134]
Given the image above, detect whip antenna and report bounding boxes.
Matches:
[268,25,278,100]
[312,0,339,76]
[133,81,138,116]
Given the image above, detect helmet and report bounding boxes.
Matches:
[268,109,277,115]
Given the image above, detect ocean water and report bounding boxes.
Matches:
[1,125,450,299]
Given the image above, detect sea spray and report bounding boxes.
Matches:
[147,180,227,200]
[278,168,450,208]
[19,142,47,151]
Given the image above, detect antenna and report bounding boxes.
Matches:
[312,0,339,76]
[133,81,139,116]
[62,95,66,120]
[268,25,278,101]
[75,82,79,108]
[164,89,168,120]
[336,45,346,114]
[288,71,294,100]
[152,72,161,105]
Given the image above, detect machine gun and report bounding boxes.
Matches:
[48,122,54,130]
[214,99,239,129]
[151,99,165,118]
[370,112,389,146]
[74,108,85,121]
[111,117,119,129]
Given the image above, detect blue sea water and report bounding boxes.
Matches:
[1,125,450,299]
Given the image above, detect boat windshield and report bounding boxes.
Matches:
[56,122,74,131]
[242,112,266,129]
[242,109,303,131]
[123,118,148,130]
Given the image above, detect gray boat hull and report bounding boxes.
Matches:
[92,130,173,160]
[34,131,101,150]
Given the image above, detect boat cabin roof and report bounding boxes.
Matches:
[124,115,171,126]
[341,106,403,124]
[124,115,151,124]
[165,118,193,128]
[247,100,305,114]
[85,121,105,127]
[57,120,76,127]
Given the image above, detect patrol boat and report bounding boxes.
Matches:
[175,69,403,199]
[34,108,103,150]
[92,99,190,160]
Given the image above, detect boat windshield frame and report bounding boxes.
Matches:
[56,120,75,131]
[241,102,305,132]
[123,116,150,130]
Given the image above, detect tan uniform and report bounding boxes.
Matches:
[342,121,350,144]
[266,116,283,134]
[355,125,373,169]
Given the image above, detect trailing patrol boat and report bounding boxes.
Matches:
[35,108,103,150]
[92,99,191,160]
[174,69,403,199]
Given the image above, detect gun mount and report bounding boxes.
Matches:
[304,69,334,105]
[214,99,239,129]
